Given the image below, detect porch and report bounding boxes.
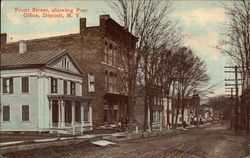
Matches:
[47,95,92,133]
[103,93,128,126]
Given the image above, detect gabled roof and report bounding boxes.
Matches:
[0,49,83,74]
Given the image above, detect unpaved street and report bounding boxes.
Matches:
[4,123,248,158]
[64,124,248,158]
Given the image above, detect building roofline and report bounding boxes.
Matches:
[5,33,79,44]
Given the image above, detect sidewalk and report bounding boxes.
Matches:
[0,125,202,155]
[0,131,126,155]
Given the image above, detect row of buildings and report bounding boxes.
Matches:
[0,15,199,133]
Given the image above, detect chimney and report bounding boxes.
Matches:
[19,40,27,54]
[100,15,110,27]
[123,26,128,31]
[0,33,7,44]
[80,18,86,34]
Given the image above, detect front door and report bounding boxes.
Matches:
[65,101,72,124]
[52,101,59,124]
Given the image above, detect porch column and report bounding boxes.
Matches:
[72,101,75,125]
[49,100,53,127]
[61,100,65,127]
[89,102,93,128]
[58,100,61,127]
[81,102,84,124]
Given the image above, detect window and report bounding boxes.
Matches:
[109,44,113,65]
[113,105,118,122]
[67,61,69,69]
[109,73,113,92]
[3,78,13,94]
[2,106,10,121]
[153,111,157,124]
[21,77,29,93]
[22,105,29,121]
[105,71,109,91]
[84,104,89,122]
[63,80,67,95]
[113,74,117,92]
[75,105,81,122]
[51,78,57,94]
[104,41,108,63]
[62,60,64,67]
[62,58,69,69]
[88,73,95,92]
[113,47,117,66]
[70,81,76,95]
[104,109,108,122]
[153,110,161,124]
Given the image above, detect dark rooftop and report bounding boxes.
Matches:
[0,49,67,68]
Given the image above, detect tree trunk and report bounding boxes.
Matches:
[171,80,176,128]
[166,94,170,128]
[181,92,185,126]
[143,87,149,131]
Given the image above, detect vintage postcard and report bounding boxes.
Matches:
[0,0,249,158]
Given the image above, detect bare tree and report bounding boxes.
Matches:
[217,0,250,133]
[110,0,182,130]
[173,47,210,126]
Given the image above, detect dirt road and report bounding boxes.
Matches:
[4,123,248,158]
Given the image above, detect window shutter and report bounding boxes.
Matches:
[3,78,7,93]
[70,81,75,95]
[64,80,67,95]
[51,78,53,93]
[9,78,13,93]
[55,79,58,93]
[84,104,89,122]
[22,77,29,93]
[22,105,29,121]
[3,106,10,121]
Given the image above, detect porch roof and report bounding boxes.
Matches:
[104,92,128,102]
[47,95,93,102]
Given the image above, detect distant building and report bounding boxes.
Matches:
[173,97,197,126]
[134,85,163,129]
[0,15,137,128]
[0,49,92,132]
[200,104,213,122]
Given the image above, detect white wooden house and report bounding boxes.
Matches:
[0,48,92,133]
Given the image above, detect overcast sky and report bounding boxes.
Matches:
[1,0,235,101]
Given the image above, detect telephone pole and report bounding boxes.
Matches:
[225,66,243,133]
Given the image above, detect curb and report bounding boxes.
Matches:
[0,138,88,155]
[103,129,177,142]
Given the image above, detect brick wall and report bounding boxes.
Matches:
[0,15,137,127]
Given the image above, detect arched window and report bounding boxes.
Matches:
[109,44,113,65]
[88,73,95,92]
[113,73,117,92]
[105,71,109,91]
[109,72,113,92]
[104,41,108,63]
[113,46,116,66]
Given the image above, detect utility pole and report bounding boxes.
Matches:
[225,66,243,133]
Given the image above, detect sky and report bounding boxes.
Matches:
[1,0,235,101]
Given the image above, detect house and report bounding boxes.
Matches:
[0,15,137,128]
[200,104,213,122]
[0,48,92,132]
[134,85,164,130]
[173,97,197,126]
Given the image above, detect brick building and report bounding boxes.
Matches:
[134,85,164,129]
[1,15,137,128]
